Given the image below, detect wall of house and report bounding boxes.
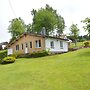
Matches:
[8,35,45,55]
[45,38,68,53]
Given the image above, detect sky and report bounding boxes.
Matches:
[0,0,90,43]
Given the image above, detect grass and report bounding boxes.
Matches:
[0,48,90,90]
[69,42,84,48]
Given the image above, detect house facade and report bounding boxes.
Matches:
[7,33,69,55]
[45,38,68,53]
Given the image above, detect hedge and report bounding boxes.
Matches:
[0,50,7,63]
[17,50,49,58]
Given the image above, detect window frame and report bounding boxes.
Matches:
[50,41,54,49]
[21,44,23,50]
[25,43,28,48]
[35,40,41,48]
[30,41,32,48]
[60,41,63,49]
[16,44,19,51]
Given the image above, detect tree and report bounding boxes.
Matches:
[26,24,33,33]
[31,4,65,35]
[8,17,26,41]
[31,9,37,25]
[82,17,90,39]
[32,8,57,35]
[69,24,79,46]
[45,4,65,35]
[56,15,65,35]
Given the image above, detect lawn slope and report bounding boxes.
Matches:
[0,48,90,90]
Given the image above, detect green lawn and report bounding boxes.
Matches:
[69,42,84,48]
[0,48,90,90]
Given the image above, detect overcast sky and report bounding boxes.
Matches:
[0,0,90,43]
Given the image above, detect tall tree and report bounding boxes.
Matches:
[31,9,37,25]
[32,8,57,35]
[31,4,65,35]
[45,4,65,35]
[31,9,37,17]
[69,24,79,46]
[56,15,65,35]
[82,17,90,39]
[8,17,26,41]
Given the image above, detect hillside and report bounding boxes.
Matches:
[0,48,90,90]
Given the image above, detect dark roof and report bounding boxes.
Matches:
[45,35,69,41]
[0,42,8,45]
[8,33,69,47]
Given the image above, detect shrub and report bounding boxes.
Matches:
[0,50,7,63]
[2,56,16,64]
[30,50,49,58]
[83,41,90,47]
[18,53,31,58]
[10,52,22,58]
[17,50,49,58]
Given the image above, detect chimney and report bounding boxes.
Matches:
[40,27,46,36]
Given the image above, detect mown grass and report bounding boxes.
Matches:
[0,48,90,90]
[69,42,84,48]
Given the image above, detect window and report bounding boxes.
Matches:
[60,41,63,49]
[50,41,54,49]
[30,42,32,48]
[35,40,41,48]
[16,44,19,51]
[39,40,41,47]
[26,43,28,48]
[21,44,23,50]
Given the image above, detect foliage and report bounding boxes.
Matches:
[69,24,79,38]
[56,15,65,35]
[31,4,65,35]
[32,9,57,35]
[69,24,79,46]
[69,42,84,48]
[82,17,90,38]
[45,4,65,35]
[8,17,26,41]
[83,35,90,40]
[26,24,33,33]
[30,50,49,58]
[17,50,49,58]
[0,50,7,63]
[83,41,90,47]
[0,48,90,90]
[77,36,86,42]
[2,56,16,64]
[11,52,22,58]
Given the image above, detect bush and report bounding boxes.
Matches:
[0,50,7,63]
[17,50,49,58]
[83,41,90,47]
[2,56,16,64]
[11,52,21,58]
[30,50,49,58]
[18,53,31,58]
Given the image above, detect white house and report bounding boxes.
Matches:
[7,33,69,55]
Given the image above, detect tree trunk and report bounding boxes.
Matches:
[74,39,77,47]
